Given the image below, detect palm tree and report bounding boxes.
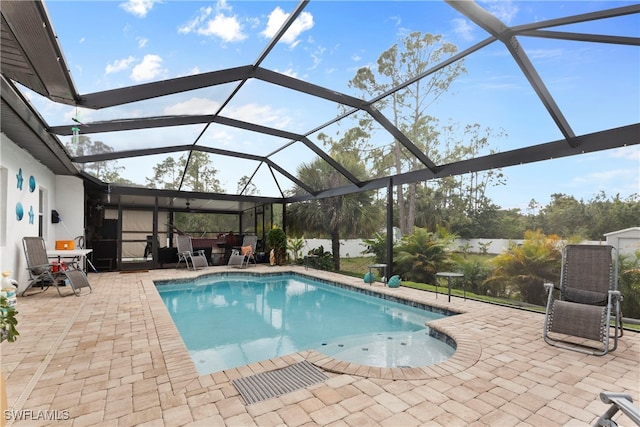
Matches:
[287,153,381,271]
[484,229,562,305]
[394,226,457,285]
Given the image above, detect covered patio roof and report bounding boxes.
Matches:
[1,0,639,212]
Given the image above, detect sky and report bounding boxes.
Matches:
[21,0,640,211]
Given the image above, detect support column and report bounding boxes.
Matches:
[386,178,394,277]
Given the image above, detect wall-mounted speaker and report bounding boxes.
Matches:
[51,210,60,223]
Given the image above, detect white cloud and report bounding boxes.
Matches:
[309,45,325,70]
[451,18,475,42]
[570,148,640,197]
[164,97,221,115]
[119,0,157,18]
[228,103,291,129]
[178,6,213,34]
[198,13,246,42]
[130,54,166,82]
[137,37,148,48]
[608,145,640,162]
[276,68,298,79]
[526,48,564,60]
[163,98,291,141]
[215,0,232,13]
[105,56,136,75]
[178,5,246,43]
[481,0,519,25]
[261,7,313,46]
[64,106,94,124]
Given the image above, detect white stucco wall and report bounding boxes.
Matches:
[0,133,85,293]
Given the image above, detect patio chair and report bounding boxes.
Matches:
[543,244,623,356]
[22,236,92,297]
[593,392,640,427]
[227,235,257,268]
[176,235,208,270]
[241,235,257,267]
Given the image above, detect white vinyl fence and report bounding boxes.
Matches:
[293,238,606,258]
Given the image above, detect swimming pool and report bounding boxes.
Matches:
[156,273,455,375]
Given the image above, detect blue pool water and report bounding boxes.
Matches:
[156,273,455,375]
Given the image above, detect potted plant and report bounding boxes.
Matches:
[1,290,19,425]
[266,227,287,265]
[0,294,18,343]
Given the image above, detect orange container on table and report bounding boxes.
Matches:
[55,240,75,250]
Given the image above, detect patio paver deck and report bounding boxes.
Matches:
[1,265,638,426]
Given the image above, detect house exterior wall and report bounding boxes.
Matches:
[0,133,84,293]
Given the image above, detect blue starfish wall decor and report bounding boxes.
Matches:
[28,205,35,224]
[16,168,23,190]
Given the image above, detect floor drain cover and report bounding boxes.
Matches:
[232,361,328,405]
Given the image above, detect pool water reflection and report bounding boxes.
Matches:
[156,273,454,374]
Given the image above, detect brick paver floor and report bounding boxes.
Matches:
[2,265,638,426]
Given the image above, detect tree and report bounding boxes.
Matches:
[65,135,131,183]
[286,153,381,271]
[182,151,224,192]
[348,32,466,235]
[146,151,223,192]
[348,33,508,236]
[147,157,181,190]
[237,175,259,195]
[540,194,589,239]
[584,192,640,239]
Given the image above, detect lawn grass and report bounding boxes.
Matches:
[339,256,639,331]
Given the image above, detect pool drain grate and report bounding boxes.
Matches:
[232,360,328,405]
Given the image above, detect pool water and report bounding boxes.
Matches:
[156,273,454,375]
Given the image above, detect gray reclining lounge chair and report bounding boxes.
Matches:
[543,244,623,356]
[227,235,257,268]
[22,236,92,297]
[593,392,640,427]
[176,235,208,270]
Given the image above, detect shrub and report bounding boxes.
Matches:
[394,226,458,285]
[457,258,492,295]
[266,227,287,265]
[362,232,387,264]
[618,251,640,319]
[484,229,561,305]
[307,246,334,271]
[287,236,305,264]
